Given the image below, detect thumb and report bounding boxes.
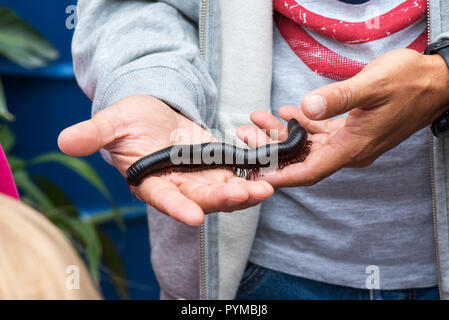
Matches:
[301,73,381,120]
[58,110,116,157]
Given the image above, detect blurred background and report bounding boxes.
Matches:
[0,0,160,299]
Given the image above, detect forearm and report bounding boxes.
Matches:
[73,0,217,128]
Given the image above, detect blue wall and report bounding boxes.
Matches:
[1,0,160,299]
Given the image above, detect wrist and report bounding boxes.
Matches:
[425,53,449,114]
[422,53,449,136]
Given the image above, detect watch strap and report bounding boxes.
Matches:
[426,39,449,137]
[434,45,449,69]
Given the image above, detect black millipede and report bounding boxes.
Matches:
[125,118,312,186]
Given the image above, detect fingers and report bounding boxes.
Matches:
[178,180,249,212]
[177,178,273,213]
[227,178,274,207]
[250,111,289,141]
[58,95,169,157]
[136,168,273,224]
[135,176,205,226]
[301,72,383,121]
[236,110,291,147]
[255,141,346,188]
[279,105,344,134]
[237,125,273,148]
[58,108,118,156]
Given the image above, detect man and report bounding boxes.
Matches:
[58,0,449,300]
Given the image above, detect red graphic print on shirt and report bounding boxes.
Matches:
[274,0,428,80]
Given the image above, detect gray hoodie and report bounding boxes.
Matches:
[72,0,449,299]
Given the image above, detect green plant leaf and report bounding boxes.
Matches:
[0,123,15,153]
[30,152,112,201]
[0,7,59,68]
[83,205,146,226]
[52,214,102,283]
[69,220,101,283]
[13,169,54,213]
[29,152,124,228]
[6,155,26,172]
[98,230,129,299]
[20,195,35,208]
[32,175,78,218]
[0,78,14,121]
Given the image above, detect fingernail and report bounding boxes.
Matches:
[226,199,242,207]
[305,95,326,118]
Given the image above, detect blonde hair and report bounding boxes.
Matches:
[0,194,101,300]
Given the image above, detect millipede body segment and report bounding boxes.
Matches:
[125,118,311,186]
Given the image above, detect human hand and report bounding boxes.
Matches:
[58,95,273,225]
[237,49,449,187]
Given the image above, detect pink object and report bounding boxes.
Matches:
[0,144,19,200]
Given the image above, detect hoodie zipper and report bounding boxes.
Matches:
[197,0,444,302]
[427,0,443,300]
[200,0,208,57]
[199,0,208,301]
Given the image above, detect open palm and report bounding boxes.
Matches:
[58,95,273,226]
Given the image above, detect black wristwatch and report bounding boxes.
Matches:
[425,38,449,137]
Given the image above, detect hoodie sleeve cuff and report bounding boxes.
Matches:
[91,66,207,165]
[92,66,207,128]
